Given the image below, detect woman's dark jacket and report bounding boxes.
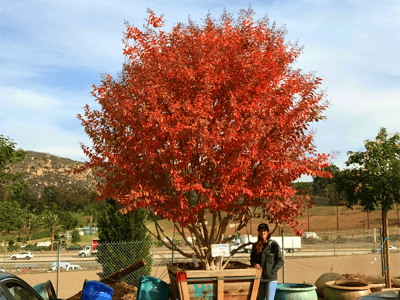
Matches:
[250,239,284,282]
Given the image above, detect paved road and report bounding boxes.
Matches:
[1,248,374,262]
[0,248,378,273]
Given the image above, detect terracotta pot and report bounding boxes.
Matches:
[315,273,346,298]
[392,276,400,287]
[324,280,371,300]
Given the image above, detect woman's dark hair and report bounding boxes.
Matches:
[255,233,270,254]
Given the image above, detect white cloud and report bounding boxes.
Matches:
[1,0,399,174]
[1,86,98,162]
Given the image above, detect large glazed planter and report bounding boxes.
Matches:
[275,283,317,300]
[324,280,371,300]
[168,263,262,300]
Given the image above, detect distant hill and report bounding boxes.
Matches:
[7,151,98,197]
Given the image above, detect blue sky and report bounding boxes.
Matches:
[1,0,399,181]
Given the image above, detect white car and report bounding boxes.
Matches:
[371,245,397,253]
[66,264,82,271]
[11,252,33,260]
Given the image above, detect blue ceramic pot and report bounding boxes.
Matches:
[275,283,318,300]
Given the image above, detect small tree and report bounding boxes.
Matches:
[0,201,27,234]
[97,199,152,287]
[57,211,79,231]
[71,229,81,244]
[77,8,331,270]
[0,136,31,205]
[335,127,400,287]
[0,135,26,185]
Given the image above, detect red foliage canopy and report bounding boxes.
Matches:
[78,8,330,234]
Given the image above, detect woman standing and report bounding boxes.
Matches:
[250,223,284,300]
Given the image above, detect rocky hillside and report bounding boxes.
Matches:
[7,151,98,197]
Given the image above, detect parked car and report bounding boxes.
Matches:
[66,264,82,271]
[48,262,71,272]
[10,252,33,260]
[0,272,62,299]
[371,245,397,253]
[303,232,319,239]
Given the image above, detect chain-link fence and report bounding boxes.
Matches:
[278,227,400,284]
[3,227,400,298]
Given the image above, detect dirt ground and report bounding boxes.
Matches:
[18,253,400,299]
[222,208,400,236]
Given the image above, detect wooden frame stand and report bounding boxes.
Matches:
[168,264,262,300]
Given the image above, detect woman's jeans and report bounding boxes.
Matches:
[258,281,277,300]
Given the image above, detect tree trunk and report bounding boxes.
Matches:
[382,210,391,288]
[50,226,55,251]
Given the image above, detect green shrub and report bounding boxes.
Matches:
[7,245,19,251]
[97,199,152,287]
[8,240,14,246]
[71,229,81,244]
[24,245,36,251]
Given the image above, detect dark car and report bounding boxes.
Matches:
[0,273,61,300]
[0,272,62,299]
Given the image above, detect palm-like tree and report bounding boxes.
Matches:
[41,211,64,251]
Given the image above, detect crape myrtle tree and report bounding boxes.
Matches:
[334,127,400,287]
[77,8,331,270]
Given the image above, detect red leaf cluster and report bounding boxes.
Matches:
[78,8,330,231]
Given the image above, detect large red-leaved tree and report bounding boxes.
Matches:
[77,8,331,269]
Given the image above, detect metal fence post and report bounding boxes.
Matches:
[281,228,285,283]
[56,241,61,296]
